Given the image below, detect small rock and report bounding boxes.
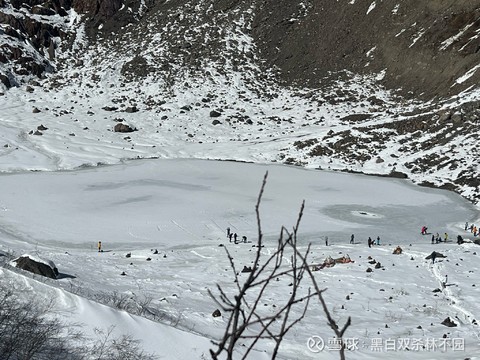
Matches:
[212,309,221,317]
[210,110,222,117]
[441,317,457,327]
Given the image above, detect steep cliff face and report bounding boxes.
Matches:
[0,0,73,88]
[252,0,480,99]
[0,0,133,88]
[1,0,479,98]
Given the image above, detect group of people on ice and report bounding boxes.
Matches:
[423,221,480,245]
[465,222,479,236]
[420,225,450,244]
[226,227,247,244]
[349,233,381,248]
[367,236,381,248]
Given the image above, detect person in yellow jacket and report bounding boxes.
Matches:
[98,241,102,252]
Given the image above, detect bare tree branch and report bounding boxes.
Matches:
[209,173,351,360]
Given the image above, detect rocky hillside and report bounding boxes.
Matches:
[1,0,480,203]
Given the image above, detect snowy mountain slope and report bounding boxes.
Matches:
[0,159,479,359]
[0,264,215,359]
[1,1,479,204]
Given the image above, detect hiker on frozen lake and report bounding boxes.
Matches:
[350,234,354,244]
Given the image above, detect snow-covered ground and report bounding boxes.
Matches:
[1,158,479,359]
[1,2,480,358]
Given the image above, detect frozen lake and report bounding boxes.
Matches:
[0,159,476,251]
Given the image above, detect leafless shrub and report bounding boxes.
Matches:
[209,172,351,360]
[0,288,83,360]
[0,283,157,360]
[89,326,157,360]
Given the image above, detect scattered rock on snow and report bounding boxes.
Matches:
[124,106,138,113]
[212,309,221,317]
[102,106,118,111]
[441,317,457,327]
[210,110,222,117]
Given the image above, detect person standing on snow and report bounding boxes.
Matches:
[226,227,231,238]
[376,236,380,246]
[98,241,102,252]
[465,222,469,231]
[444,232,448,242]
[350,234,355,244]
[368,237,372,248]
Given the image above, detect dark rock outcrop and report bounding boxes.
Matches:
[12,255,59,279]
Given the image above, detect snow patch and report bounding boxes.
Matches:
[440,22,475,50]
[455,64,480,84]
[367,1,376,15]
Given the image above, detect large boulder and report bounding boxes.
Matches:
[11,254,59,279]
[114,123,136,133]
